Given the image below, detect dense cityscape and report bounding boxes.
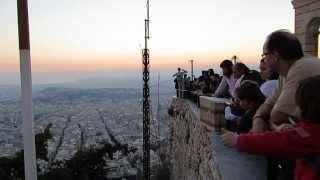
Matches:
[0,85,174,179]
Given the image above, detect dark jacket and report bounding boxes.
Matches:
[237,97,265,134]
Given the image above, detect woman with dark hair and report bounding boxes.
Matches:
[259,58,279,97]
[233,62,263,97]
[222,75,320,180]
[224,62,263,128]
[214,59,237,98]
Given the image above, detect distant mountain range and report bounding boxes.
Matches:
[0,76,175,101]
[34,87,140,103]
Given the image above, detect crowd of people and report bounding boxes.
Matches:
[173,30,320,180]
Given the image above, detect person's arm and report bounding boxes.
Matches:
[236,128,314,157]
[221,127,315,158]
[252,105,290,132]
[232,76,243,96]
[251,80,282,132]
[172,72,177,77]
[270,77,300,125]
[269,110,291,131]
[250,103,273,132]
[214,76,227,97]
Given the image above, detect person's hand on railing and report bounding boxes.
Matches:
[274,123,294,132]
[221,128,239,148]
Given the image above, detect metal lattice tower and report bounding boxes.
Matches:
[142,0,151,179]
[232,55,238,64]
[189,60,194,81]
[156,73,160,139]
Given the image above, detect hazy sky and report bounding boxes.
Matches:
[0,0,294,84]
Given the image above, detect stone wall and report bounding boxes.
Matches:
[168,97,222,180]
[292,0,320,56]
[167,97,267,180]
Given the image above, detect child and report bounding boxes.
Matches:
[233,80,266,133]
[224,79,265,132]
[221,75,320,180]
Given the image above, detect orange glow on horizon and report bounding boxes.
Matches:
[1,50,262,73]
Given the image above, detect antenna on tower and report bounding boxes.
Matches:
[189,59,194,81]
[142,0,151,179]
[156,73,160,138]
[232,55,238,64]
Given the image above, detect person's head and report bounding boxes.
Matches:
[262,30,304,73]
[202,70,209,77]
[220,60,233,77]
[208,68,214,76]
[260,58,279,80]
[198,76,204,82]
[233,63,250,79]
[184,74,187,78]
[295,75,320,123]
[234,80,265,110]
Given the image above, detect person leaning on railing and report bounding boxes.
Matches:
[251,30,320,133]
[221,75,320,180]
[173,67,188,98]
[214,60,238,98]
[209,73,221,93]
[232,80,266,134]
[224,62,264,130]
[249,29,320,180]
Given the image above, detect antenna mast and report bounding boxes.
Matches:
[142,0,151,179]
[189,59,194,81]
[157,73,160,138]
[232,55,238,64]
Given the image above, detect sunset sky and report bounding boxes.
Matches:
[0,0,294,84]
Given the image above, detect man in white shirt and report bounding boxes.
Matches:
[173,67,188,98]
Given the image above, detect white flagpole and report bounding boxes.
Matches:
[17,0,38,180]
